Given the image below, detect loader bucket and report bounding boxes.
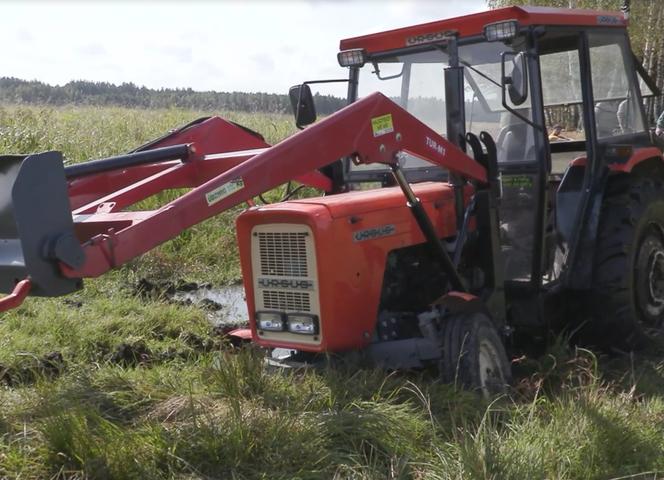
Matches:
[0,152,84,298]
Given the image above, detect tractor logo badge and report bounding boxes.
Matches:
[425,136,446,156]
[257,278,314,290]
[406,30,455,46]
[597,15,621,25]
[353,224,396,242]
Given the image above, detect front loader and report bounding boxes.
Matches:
[1,5,663,395]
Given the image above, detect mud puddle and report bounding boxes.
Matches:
[135,279,248,328]
[172,284,248,327]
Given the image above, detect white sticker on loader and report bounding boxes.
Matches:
[206,178,244,206]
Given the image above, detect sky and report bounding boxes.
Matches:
[2,0,488,95]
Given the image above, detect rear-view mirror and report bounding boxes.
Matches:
[289,84,317,128]
[502,51,528,106]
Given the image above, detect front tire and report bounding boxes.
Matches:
[439,312,511,397]
[592,174,664,349]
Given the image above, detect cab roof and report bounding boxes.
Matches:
[339,6,626,54]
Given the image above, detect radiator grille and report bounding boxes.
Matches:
[262,290,311,312]
[258,232,309,277]
[252,224,320,341]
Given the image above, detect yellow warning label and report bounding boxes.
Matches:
[371,113,394,137]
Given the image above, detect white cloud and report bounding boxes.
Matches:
[154,45,194,64]
[15,28,33,44]
[74,43,108,57]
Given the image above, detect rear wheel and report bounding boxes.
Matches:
[439,312,511,397]
[592,175,664,349]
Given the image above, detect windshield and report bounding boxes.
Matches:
[353,49,451,179]
[351,38,534,183]
[359,49,449,133]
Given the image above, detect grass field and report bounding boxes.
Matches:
[0,104,664,479]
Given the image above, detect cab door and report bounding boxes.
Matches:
[535,32,588,286]
[461,39,548,285]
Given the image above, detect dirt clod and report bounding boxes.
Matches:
[40,351,65,377]
[200,298,223,311]
[0,351,66,386]
[110,340,152,366]
[63,299,83,308]
[176,281,200,292]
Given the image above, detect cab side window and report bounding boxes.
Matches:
[588,32,645,139]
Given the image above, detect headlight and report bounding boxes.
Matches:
[256,311,285,332]
[287,314,319,335]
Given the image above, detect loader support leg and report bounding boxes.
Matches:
[390,163,466,292]
[0,279,31,313]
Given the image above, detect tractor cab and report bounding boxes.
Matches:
[284,5,663,355]
[295,6,658,294]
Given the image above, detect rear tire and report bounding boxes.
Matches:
[440,312,511,397]
[592,175,664,349]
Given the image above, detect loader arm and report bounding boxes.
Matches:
[0,92,485,311]
[63,92,485,279]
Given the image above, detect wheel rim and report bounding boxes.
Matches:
[635,226,664,327]
[478,338,506,397]
[647,251,664,307]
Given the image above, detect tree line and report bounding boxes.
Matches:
[0,77,347,115]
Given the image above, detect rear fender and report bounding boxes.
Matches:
[607,146,663,173]
[432,291,487,316]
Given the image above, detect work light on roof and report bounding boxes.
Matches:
[484,20,518,42]
[337,48,367,68]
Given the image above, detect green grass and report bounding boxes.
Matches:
[0,104,296,160]
[0,104,663,479]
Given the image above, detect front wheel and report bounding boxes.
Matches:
[439,312,512,397]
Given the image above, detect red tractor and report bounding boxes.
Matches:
[0,5,662,395]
